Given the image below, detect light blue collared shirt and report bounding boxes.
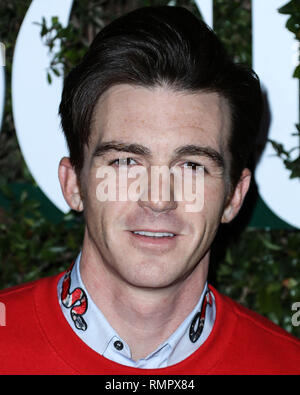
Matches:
[57,253,216,369]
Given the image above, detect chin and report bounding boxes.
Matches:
[117,260,187,290]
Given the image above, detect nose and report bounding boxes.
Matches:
[137,166,178,213]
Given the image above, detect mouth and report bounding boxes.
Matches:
[128,229,179,247]
[132,230,176,237]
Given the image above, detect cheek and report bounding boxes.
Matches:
[193,179,227,232]
[82,164,120,205]
[204,175,227,205]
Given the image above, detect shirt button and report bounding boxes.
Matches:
[114,340,124,351]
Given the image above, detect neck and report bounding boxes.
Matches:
[80,232,209,361]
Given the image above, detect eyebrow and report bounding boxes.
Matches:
[173,145,225,169]
[93,141,225,169]
[93,141,152,158]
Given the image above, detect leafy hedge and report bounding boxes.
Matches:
[0,0,299,337]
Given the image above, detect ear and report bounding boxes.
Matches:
[58,157,84,212]
[221,168,251,223]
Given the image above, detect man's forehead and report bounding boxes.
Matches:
[90,84,231,147]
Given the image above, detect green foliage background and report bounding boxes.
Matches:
[0,0,299,337]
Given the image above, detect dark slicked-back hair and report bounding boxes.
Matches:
[59,5,263,189]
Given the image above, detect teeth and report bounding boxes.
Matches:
[133,231,175,237]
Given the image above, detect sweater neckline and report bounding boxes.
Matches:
[34,271,236,375]
[58,254,215,368]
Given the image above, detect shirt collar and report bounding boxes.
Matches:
[58,252,215,368]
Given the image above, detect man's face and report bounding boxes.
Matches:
[79,84,232,289]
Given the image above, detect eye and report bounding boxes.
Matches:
[109,157,138,166]
[182,161,204,172]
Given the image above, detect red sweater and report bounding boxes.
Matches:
[0,271,299,375]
